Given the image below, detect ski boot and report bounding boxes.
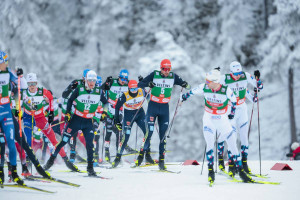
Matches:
[21,163,32,177]
[35,164,51,179]
[63,156,80,172]
[145,150,156,164]
[208,165,215,184]
[238,168,254,183]
[112,155,121,168]
[125,145,138,154]
[218,155,225,172]
[69,150,76,163]
[105,148,110,162]
[242,156,252,174]
[44,154,56,170]
[158,155,166,170]
[228,159,236,178]
[11,165,24,185]
[0,166,4,186]
[87,161,97,176]
[135,150,145,167]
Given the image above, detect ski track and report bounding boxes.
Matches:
[1,161,299,200]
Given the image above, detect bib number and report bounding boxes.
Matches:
[161,88,165,94]
[84,104,91,111]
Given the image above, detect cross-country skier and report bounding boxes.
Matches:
[44,70,107,176]
[137,59,190,170]
[0,50,27,185]
[111,80,147,168]
[21,72,79,172]
[101,69,136,162]
[218,61,263,175]
[181,68,254,184]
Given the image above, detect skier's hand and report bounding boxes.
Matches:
[181,81,190,89]
[115,122,122,131]
[48,111,54,124]
[148,81,156,88]
[257,79,263,90]
[104,76,112,90]
[93,121,99,129]
[138,75,143,82]
[254,70,260,79]
[228,114,235,120]
[65,113,71,122]
[100,111,107,122]
[253,92,258,103]
[181,93,190,102]
[14,110,23,119]
[16,68,23,76]
[71,81,78,89]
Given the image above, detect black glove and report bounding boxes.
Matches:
[138,75,144,81]
[104,76,113,90]
[71,81,78,90]
[182,81,189,88]
[64,113,71,123]
[254,70,260,79]
[149,81,156,88]
[14,110,20,118]
[93,121,99,129]
[228,114,235,120]
[100,111,107,122]
[16,68,23,76]
[48,111,54,124]
[181,93,190,102]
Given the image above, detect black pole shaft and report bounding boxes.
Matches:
[257,94,262,176]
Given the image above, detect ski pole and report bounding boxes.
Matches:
[17,76,23,169]
[215,131,218,173]
[247,101,255,139]
[257,90,262,176]
[161,87,183,143]
[101,125,106,163]
[50,121,65,129]
[201,146,206,175]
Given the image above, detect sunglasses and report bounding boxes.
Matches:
[161,67,171,72]
[28,82,37,86]
[232,72,243,76]
[129,88,138,92]
[205,79,212,84]
[87,79,97,83]
[120,78,128,82]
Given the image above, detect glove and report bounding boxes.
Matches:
[254,70,260,79]
[228,114,235,120]
[253,93,258,103]
[148,81,156,88]
[257,79,263,90]
[14,110,22,119]
[228,103,236,120]
[64,113,71,123]
[16,68,23,76]
[48,111,54,124]
[181,81,189,88]
[181,93,190,102]
[138,75,143,81]
[115,122,122,131]
[71,81,78,89]
[93,121,99,129]
[104,76,112,90]
[100,111,107,122]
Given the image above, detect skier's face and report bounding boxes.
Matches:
[207,81,220,90]
[161,67,171,77]
[0,62,8,71]
[87,80,96,89]
[118,78,128,85]
[231,74,241,80]
[28,82,37,93]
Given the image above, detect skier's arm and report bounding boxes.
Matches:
[137,72,155,89]
[43,88,54,112]
[181,83,205,101]
[246,89,254,103]
[62,79,78,98]
[174,73,191,89]
[66,88,79,114]
[114,93,126,124]
[100,90,108,105]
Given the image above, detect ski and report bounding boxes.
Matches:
[151,169,181,174]
[84,175,112,180]
[27,175,80,187]
[229,179,280,185]
[58,170,100,174]
[1,184,55,193]
[248,173,269,179]
[25,176,52,183]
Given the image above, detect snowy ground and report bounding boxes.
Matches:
[1,160,299,200]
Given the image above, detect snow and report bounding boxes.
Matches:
[1,160,299,200]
